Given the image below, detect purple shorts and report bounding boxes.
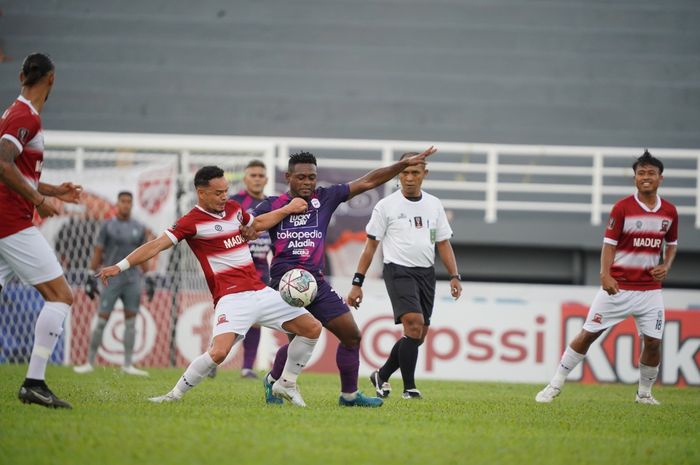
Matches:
[306,279,350,326]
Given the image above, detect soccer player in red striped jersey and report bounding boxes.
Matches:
[1,53,83,409]
[98,166,322,407]
[536,150,678,405]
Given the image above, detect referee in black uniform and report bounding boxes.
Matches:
[347,152,462,399]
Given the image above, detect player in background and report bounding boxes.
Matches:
[0,53,82,409]
[74,191,154,376]
[98,166,322,407]
[254,147,436,407]
[227,160,272,379]
[347,152,462,399]
[536,151,678,405]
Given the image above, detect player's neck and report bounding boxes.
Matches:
[637,191,658,209]
[401,189,422,201]
[20,88,46,113]
[116,213,130,221]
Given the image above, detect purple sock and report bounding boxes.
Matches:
[242,327,261,370]
[270,343,289,380]
[336,344,360,394]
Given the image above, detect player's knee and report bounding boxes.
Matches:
[341,332,361,348]
[304,319,322,339]
[208,347,229,365]
[644,337,662,353]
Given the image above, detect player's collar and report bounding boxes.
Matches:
[195,204,226,218]
[17,95,39,115]
[634,192,661,213]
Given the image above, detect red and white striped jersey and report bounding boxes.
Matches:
[0,96,44,238]
[165,200,265,304]
[603,193,678,290]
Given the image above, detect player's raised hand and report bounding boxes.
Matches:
[96,265,121,286]
[55,182,83,204]
[404,146,437,166]
[346,286,363,309]
[35,197,60,218]
[600,273,619,295]
[286,197,308,214]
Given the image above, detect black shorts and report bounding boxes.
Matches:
[383,263,436,325]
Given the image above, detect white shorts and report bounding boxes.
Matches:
[0,227,64,288]
[212,286,309,339]
[583,288,665,339]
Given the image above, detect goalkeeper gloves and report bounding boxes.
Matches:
[145,274,156,302]
[85,273,100,300]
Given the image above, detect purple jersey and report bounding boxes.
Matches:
[230,189,271,284]
[254,184,350,284]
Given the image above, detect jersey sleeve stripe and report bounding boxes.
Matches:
[164,230,179,245]
[603,237,618,246]
[1,134,23,152]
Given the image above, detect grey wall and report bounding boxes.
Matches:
[2,0,698,287]
[1,0,699,147]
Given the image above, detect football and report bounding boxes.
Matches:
[279,268,318,307]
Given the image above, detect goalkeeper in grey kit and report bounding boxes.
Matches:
[74,191,154,376]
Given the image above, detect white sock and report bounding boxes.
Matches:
[341,391,359,401]
[550,346,585,389]
[280,336,317,385]
[638,363,659,396]
[26,302,70,381]
[173,352,217,398]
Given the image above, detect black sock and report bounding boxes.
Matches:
[398,336,420,390]
[378,338,403,381]
[23,378,47,388]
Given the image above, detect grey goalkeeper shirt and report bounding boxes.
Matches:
[96,217,147,283]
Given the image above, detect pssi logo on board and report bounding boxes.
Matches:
[561,303,700,386]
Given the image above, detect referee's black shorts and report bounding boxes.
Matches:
[383,262,436,325]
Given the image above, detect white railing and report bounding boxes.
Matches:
[45,131,700,228]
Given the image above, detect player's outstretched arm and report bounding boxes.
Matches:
[0,139,57,217]
[39,181,83,204]
[253,197,308,231]
[346,237,379,309]
[437,239,462,300]
[347,146,437,199]
[97,234,173,285]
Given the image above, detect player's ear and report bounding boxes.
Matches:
[424,168,429,178]
[285,171,291,183]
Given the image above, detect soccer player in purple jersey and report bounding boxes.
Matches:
[228,160,272,379]
[254,147,436,407]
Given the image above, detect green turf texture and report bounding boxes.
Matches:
[1,364,698,465]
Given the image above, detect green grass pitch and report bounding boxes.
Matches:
[1,364,698,465]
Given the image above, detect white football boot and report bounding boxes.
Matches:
[148,390,181,403]
[635,392,661,405]
[272,381,307,407]
[73,363,94,374]
[122,365,149,376]
[535,384,561,403]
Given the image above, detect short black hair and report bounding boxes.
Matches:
[117,191,133,199]
[194,165,225,187]
[21,53,54,87]
[246,160,266,170]
[633,150,664,174]
[288,151,317,171]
